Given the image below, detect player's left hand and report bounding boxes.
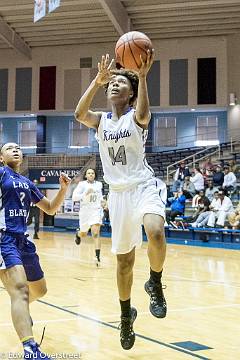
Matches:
[138,48,154,77]
[95,54,115,86]
[59,172,71,189]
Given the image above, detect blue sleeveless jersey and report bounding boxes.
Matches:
[0,166,44,233]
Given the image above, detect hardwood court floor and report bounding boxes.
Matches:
[1,231,240,360]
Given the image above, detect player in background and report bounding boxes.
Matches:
[72,168,104,267]
[0,143,71,359]
[74,51,167,350]
[27,179,41,240]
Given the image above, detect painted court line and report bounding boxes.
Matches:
[98,302,240,320]
[0,284,216,359]
[1,302,238,328]
[37,299,212,360]
[38,251,240,288]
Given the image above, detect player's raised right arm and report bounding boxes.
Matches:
[75,80,102,129]
[75,54,114,129]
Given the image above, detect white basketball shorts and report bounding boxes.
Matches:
[108,178,166,255]
[79,207,103,233]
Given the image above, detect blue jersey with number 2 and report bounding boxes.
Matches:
[0,166,44,233]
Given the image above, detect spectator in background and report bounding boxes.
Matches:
[190,167,204,192]
[182,176,196,199]
[166,190,186,224]
[189,189,210,223]
[228,200,240,229]
[205,180,218,202]
[27,179,41,239]
[222,166,237,193]
[191,191,201,209]
[202,157,214,174]
[191,191,219,228]
[209,191,220,209]
[213,165,224,187]
[172,161,191,192]
[207,189,234,228]
[206,168,214,183]
[201,168,210,188]
[228,159,240,175]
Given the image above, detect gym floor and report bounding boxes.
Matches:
[1,231,239,360]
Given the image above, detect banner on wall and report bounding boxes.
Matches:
[29,168,81,184]
[34,0,46,23]
[49,0,61,13]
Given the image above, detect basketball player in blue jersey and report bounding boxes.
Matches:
[75,51,167,350]
[0,143,71,359]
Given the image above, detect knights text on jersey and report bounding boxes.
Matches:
[0,166,44,233]
[97,109,154,191]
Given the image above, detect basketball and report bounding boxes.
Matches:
[115,31,153,71]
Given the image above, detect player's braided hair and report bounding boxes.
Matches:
[105,69,139,106]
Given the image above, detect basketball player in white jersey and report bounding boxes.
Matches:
[72,168,103,266]
[75,51,167,350]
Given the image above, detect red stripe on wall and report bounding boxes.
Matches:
[39,66,56,110]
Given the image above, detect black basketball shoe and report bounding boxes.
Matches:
[144,280,167,318]
[75,229,81,245]
[119,307,137,350]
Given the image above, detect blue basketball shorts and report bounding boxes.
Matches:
[0,231,44,281]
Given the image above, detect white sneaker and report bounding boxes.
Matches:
[169,221,178,229]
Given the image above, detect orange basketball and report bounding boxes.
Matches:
[115,31,153,71]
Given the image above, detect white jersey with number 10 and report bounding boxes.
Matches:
[97,109,154,191]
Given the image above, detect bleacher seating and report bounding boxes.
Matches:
[165,226,240,244]
[95,140,240,194]
[145,146,218,179]
[85,142,240,245]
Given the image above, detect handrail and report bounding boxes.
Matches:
[65,154,96,198]
[184,148,220,169]
[166,137,240,184]
[166,145,220,185]
[74,154,96,181]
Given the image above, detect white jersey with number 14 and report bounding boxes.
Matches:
[97,109,154,191]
